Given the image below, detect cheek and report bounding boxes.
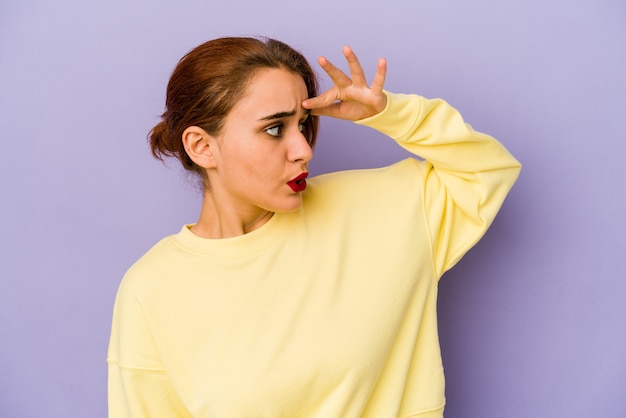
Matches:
[228,146,276,182]
[219,133,285,180]
[247,142,284,169]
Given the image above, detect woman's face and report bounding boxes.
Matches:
[208,67,313,216]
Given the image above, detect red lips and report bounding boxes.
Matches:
[287,172,308,192]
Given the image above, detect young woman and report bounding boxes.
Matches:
[108,37,521,417]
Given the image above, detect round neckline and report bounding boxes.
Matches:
[171,210,296,260]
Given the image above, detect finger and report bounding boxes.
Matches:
[370,57,387,93]
[342,46,367,87]
[301,87,339,110]
[307,101,345,118]
[318,56,351,88]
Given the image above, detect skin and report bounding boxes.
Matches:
[183,46,388,239]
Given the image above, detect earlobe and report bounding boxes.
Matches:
[182,126,217,168]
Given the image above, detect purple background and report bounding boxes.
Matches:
[1,1,624,417]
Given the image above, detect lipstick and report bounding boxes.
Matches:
[287,172,308,192]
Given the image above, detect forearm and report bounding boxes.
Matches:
[356,92,520,175]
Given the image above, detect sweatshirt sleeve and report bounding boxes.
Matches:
[107,279,192,418]
[355,92,521,277]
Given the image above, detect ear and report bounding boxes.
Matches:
[182,126,218,169]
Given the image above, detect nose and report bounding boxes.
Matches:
[288,130,313,164]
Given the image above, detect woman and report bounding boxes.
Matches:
[108,37,521,417]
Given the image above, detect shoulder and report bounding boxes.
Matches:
[305,158,428,204]
[116,234,182,299]
[300,158,431,226]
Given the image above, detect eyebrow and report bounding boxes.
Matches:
[258,109,310,121]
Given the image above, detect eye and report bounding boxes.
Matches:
[265,124,282,137]
[299,114,310,132]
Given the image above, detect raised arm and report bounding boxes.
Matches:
[305,47,521,277]
[363,92,521,275]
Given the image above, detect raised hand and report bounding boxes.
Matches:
[302,46,387,121]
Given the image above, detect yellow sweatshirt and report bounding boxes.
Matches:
[108,93,521,417]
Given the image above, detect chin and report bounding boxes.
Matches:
[269,196,304,213]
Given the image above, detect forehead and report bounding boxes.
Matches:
[232,68,309,117]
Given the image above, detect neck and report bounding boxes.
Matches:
[189,189,274,239]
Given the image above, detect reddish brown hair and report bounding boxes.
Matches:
[149,37,319,178]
